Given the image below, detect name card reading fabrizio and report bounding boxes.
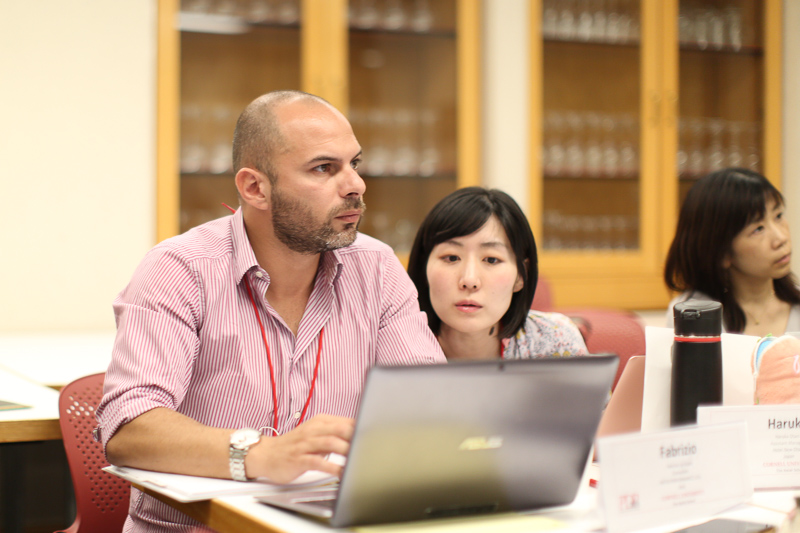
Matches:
[596,422,752,533]
[698,405,800,490]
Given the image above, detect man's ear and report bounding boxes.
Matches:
[235,167,270,210]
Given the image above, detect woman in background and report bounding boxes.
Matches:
[664,167,800,336]
[407,187,587,360]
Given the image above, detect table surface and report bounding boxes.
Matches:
[0,366,61,442]
[0,332,114,443]
[140,485,604,533]
[136,465,799,533]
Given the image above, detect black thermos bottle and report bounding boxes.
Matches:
[670,299,723,426]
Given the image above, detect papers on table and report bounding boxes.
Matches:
[104,465,338,503]
[0,367,59,421]
[0,400,31,411]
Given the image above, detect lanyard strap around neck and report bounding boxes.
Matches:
[244,276,323,436]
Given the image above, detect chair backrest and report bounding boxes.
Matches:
[561,308,646,389]
[57,372,129,533]
[531,276,554,312]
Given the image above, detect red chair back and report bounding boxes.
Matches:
[561,308,646,389]
[56,373,130,533]
[531,276,554,311]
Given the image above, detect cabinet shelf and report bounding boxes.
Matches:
[179,11,300,33]
[349,27,455,39]
[543,37,639,49]
[679,42,763,56]
[179,171,458,181]
[362,172,455,181]
[544,174,638,181]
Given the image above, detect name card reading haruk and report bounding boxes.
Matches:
[698,405,800,490]
[596,423,753,533]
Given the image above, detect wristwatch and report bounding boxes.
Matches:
[229,428,262,482]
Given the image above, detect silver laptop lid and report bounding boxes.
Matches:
[329,355,618,527]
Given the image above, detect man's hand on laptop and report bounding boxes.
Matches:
[247,414,355,484]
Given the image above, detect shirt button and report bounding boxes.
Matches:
[294,412,301,419]
[255,272,263,278]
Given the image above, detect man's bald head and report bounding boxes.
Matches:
[232,90,334,182]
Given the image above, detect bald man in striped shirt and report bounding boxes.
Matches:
[96,91,445,532]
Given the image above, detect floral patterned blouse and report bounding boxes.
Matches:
[502,310,588,359]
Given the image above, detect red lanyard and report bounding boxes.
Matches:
[224,202,323,435]
[243,276,323,436]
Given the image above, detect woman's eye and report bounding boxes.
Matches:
[485,257,501,265]
[443,255,459,263]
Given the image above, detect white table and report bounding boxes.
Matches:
[0,366,61,443]
[135,464,799,533]
[0,332,114,388]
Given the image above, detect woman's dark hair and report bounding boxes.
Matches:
[664,167,800,332]
[407,187,538,339]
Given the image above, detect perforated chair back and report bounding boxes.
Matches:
[561,308,646,389]
[56,372,130,533]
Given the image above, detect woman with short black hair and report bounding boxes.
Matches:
[407,187,587,360]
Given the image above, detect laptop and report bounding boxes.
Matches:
[258,355,618,527]
[596,355,645,439]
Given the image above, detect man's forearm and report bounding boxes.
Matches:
[106,407,232,479]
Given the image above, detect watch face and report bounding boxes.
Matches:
[232,428,261,448]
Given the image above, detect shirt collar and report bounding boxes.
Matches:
[231,208,260,284]
[231,207,346,285]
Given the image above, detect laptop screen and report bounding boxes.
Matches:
[326,355,618,527]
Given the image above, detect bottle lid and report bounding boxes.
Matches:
[673,299,722,336]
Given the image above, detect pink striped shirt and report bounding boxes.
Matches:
[96,209,445,532]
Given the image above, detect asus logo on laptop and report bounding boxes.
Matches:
[458,436,504,451]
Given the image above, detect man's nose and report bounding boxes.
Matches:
[342,165,366,197]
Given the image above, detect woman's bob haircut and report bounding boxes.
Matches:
[407,187,538,339]
[664,167,800,331]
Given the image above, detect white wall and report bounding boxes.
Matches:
[481,0,530,212]
[783,0,800,280]
[0,1,157,333]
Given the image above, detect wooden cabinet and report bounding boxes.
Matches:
[530,0,781,309]
[156,0,480,253]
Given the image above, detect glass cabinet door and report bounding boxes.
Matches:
[676,0,768,203]
[177,0,302,234]
[532,0,780,309]
[540,0,642,254]
[347,0,459,256]
[534,0,666,309]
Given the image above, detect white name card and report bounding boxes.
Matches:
[698,404,800,490]
[596,422,753,533]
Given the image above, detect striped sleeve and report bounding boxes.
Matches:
[373,247,446,366]
[95,244,204,450]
